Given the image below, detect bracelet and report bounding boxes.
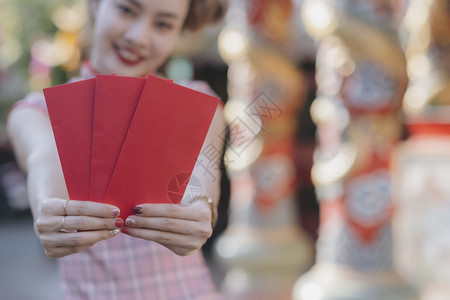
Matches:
[192,196,218,229]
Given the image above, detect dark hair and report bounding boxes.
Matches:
[184,0,227,31]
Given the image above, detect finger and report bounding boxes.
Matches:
[122,227,204,255]
[125,216,211,237]
[44,244,93,258]
[42,229,120,249]
[41,198,120,217]
[134,202,211,222]
[65,200,120,217]
[53,216,123,232]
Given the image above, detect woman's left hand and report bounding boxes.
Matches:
[122,201,213,256]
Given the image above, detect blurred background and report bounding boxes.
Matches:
[1,0,450,299]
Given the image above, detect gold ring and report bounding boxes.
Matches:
[192,196,217,229]
[63,199,70,216]
[60,216,69,233]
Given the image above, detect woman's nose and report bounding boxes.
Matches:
[124,19,151,49]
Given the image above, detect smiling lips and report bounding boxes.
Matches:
[114,45,145,65]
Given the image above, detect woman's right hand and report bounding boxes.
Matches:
[34,198,124,258]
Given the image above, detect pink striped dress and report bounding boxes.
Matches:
[13,63,222,300]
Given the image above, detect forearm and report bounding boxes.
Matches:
[7,107,67,219]
[26,148,68,219]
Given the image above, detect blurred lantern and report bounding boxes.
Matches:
[292,1,418,299]
[394,0,450,299]
[213,0,313,299]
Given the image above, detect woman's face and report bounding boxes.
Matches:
[89,0,190,76]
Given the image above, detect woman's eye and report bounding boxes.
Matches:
[117,5,135,16]
[155,21,173,31]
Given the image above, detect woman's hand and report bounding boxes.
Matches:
[34,198,124,258]
[122,201,213,256]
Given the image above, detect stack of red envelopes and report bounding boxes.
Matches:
[44,74,219,218]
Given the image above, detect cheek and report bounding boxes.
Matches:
[94,22,116,50]
[153,34,180,61]
[90,27,113,73]
[93,9,124,52]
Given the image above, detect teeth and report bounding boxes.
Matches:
[117,48,140,62]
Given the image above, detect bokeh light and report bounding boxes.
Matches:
[301,0,337,38]
[218,27,249,64]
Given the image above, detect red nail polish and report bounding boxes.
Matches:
[125,218,135,226]
[133,206,143,214]
[112,209,120,217]
[121,227,129,234]
[115,218,124,228]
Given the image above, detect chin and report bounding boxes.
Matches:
[116,65,152,77]
[111,68,139,77]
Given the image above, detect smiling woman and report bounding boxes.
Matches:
[6,0,227,299]
[89,0,224,77]
[89,0,190,76]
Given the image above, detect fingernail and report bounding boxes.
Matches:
[110,229,120,235]
[121,227,129,234]
[133,206,143,214]
[115,218,124,228]
[112,209,120,217]
[125,218,135,226]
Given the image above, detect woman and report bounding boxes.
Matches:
[7,0,226,299]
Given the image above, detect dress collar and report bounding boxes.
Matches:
[80,60,100,79]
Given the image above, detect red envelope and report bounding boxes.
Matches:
[90,75,146,202]
[104,75,219,218]
[43,79,95,200]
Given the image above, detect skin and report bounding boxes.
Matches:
[89,0,189,76]
[7,0,225,258]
